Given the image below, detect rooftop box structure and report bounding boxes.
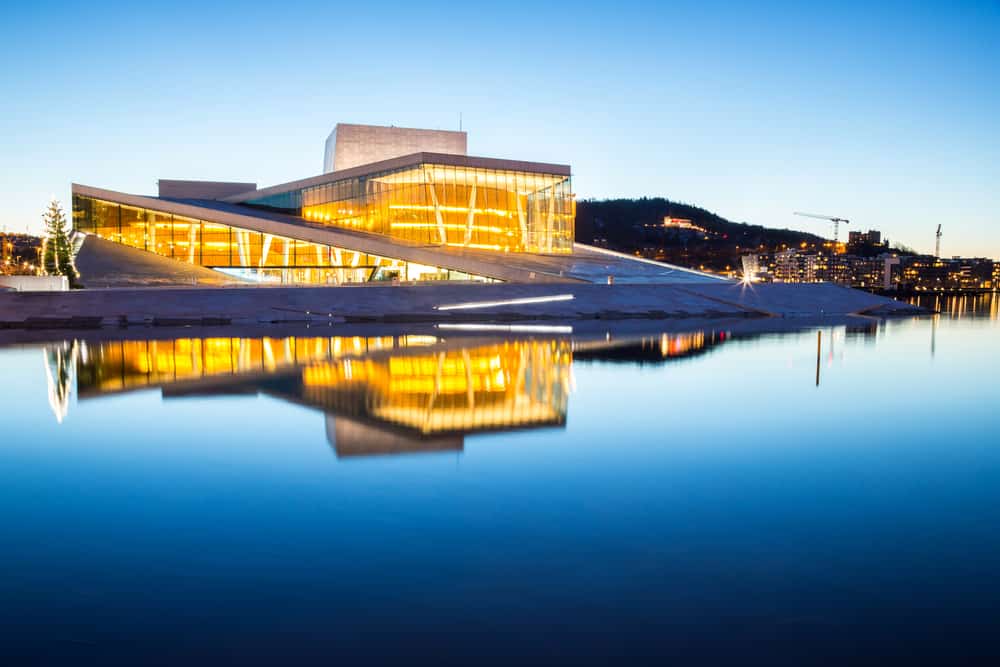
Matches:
[324,123,467,173]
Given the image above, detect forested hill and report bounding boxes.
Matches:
[575,198,825,250]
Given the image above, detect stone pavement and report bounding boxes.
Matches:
[0,281,922,329]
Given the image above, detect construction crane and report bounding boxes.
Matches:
[935,224,942,258]
[794,211,850,243]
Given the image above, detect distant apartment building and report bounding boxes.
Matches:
[774,249,819,282]
[769,248,898,289]
[662,217,704,231]
[899,256,995,291]
[769,249,995,292]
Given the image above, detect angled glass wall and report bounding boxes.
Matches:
[72,194,496,285]
[245,162,575,254]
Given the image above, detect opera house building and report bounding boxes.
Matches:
[71,123,718,286]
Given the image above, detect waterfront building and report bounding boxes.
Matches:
[773,249,819,283]
[900,256,996,292]
[769,248,897,289]
[71,124,723,286]
[765,247,994,292]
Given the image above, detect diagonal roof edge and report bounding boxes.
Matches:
[221,152,572,203]
[70,183,579,284]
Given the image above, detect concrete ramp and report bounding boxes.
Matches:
[75,235,247,288]
[684,283,919,317]
[0,281,921,328]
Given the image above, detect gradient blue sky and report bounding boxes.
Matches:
[2,1,997,257]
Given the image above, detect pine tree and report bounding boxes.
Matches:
[41,199,76,283]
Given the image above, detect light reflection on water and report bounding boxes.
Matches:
[908,291,1000,320]
[42,330,719,457]
[2,294,999,662]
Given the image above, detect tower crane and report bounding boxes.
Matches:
[935,224,942,258]
[794,211,850,243]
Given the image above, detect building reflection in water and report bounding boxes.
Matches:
[68,334,575,458]
[48,329,721,458]
[299,341,572,436]
[44,341,79,424]
[908,292,999,321]
[74,334,439,396]
[572,331,719,364]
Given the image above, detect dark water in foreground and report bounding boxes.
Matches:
[1,294,998,664]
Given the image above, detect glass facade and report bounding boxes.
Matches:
[246,162,575,254]
[72,194,495,285]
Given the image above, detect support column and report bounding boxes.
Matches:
[515,194,527,248]
[282,238,291,284]
[546,187,556,252]
[463,184,477,246]
[425,169,446,244]
[332,247,344,284]
[236,230,248,268]
[188,222,197,264]
[260,234,272,268]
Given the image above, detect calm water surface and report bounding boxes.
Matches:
[1,294,998,663]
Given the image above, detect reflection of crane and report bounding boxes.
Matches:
[794,211,850,243]
[935,224,942,258]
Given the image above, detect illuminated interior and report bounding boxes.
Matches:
[72,195,496,284]
[247,163,575,254]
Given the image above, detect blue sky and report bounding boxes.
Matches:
[1,0,997,257]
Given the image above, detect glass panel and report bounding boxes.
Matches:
[172,215,201,262]
[92,199,120,242]
[119,205,146,250]
[201,222,230,266]
[72,195,93,233]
